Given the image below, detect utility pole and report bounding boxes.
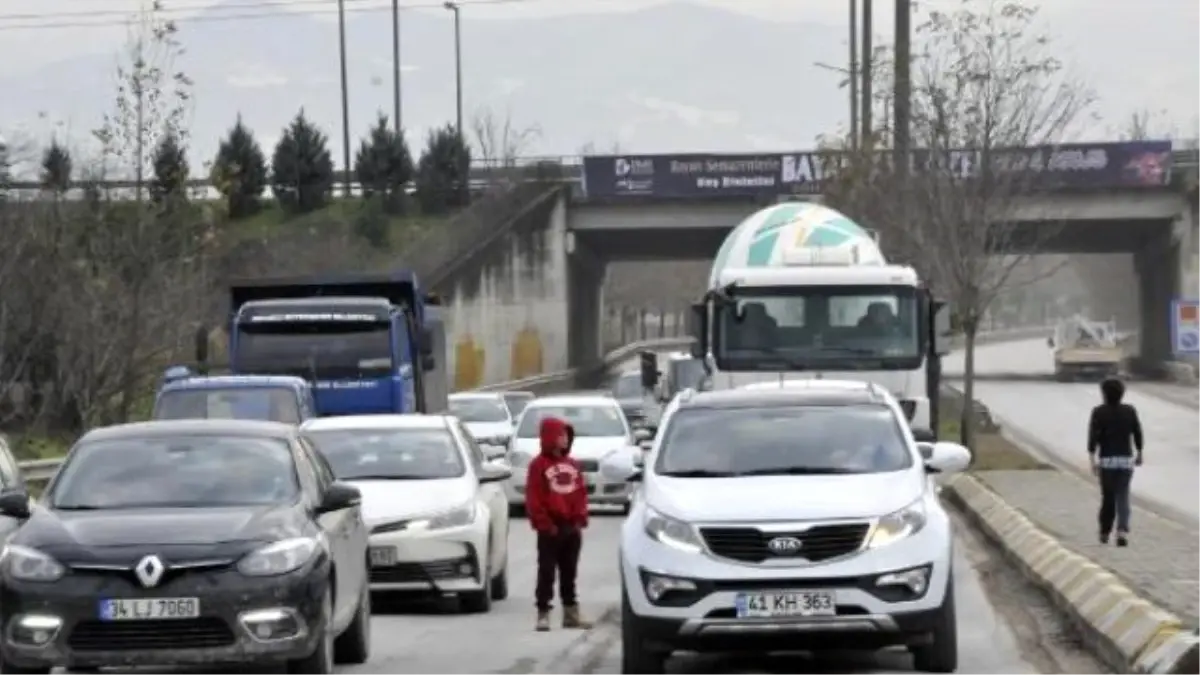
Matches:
[849,0,859,151]
[893,0,912,176]
[337,0,352,197]
[860,0,873,149]
[444,1,466,203]
[392,0,402,134]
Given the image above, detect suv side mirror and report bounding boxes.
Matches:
[688,303,707,358]
[923,442,973,474]
[632,428,652,442]
[479,461,512,483]
[0,489,30,520]
[317,482,361,514]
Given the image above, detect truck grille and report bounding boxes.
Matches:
[68,618,235,652]
[699,523,870,563]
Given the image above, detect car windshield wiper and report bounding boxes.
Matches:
[658,469,739,478]
[53,504,104,511]
[737,467,862,476]
[805,345,882,356]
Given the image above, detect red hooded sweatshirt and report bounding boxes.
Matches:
[525,417,589,533]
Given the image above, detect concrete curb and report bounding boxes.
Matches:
[532,604,619,673]
[944,474,1199,674]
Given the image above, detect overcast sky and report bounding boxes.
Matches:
[1,0,1196,153]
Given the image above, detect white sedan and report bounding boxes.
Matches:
[448,392,517,453]
[507,395,649,516]
[300,414,512,613]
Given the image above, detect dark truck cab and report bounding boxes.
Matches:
[204,272,447,416]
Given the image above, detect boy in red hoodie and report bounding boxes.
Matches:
[526,416,593,631]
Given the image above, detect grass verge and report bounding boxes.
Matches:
[938,394,1053,471]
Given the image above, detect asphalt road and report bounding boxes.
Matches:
[944,338,1199,524]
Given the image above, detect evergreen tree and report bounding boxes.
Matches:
[151,130,189,204]
[415,124,471,215]
[354,112,413,215]
[210,115,268,219]
[271,109,335,214]
[41,139,73,196]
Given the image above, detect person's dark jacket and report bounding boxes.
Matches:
[1087,402,1144,459]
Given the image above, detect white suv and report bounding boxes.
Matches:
[615,381,972,673]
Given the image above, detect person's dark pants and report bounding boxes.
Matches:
[535,529,582,612]
[1098,468,1133,535]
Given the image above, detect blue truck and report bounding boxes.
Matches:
[153,373,317,424]
[194,271,448,417]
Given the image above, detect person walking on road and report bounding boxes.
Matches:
[1088,377,1143,547]
[526,416,594,632]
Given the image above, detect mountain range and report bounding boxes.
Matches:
[0,2,852,170]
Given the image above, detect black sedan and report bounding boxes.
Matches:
[0,419,371,674]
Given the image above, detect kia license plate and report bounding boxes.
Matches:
[735,591,836,618]
[99,597,200,621]
[370,546,397,567]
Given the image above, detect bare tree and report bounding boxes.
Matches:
[823,0,1093,446]
[51,0,208,426]
[470,107,541,186]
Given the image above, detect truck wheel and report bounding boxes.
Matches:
[911,576,958,673]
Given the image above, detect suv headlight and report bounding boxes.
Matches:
[237,537,320,576]
[410,501,476,531]
[643,507,703,554]
[1,545,65,582]
[867,498,927,549]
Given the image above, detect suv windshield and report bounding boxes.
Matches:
[304,428,466,480]
[448,397,510,423]
[516,405,627,438]
[154,388,301,424]
[655,405,912,476]
[50,435,298,510]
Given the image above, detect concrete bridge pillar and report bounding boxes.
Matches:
[1134,228,1181,369]
[566,236,606,374]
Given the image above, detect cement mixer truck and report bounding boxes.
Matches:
[687,201,954,436]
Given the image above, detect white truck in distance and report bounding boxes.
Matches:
[687,201,953,435]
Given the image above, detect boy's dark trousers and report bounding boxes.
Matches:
[1098,468,1133,535]
[535,527,582,611]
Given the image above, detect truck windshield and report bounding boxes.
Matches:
[235,321,393,379]
[154,388,302,424]
[714,285,922,370]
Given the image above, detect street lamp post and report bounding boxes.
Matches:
[444,1,465,202]
[336,0,352,197]
[392,0,402,134]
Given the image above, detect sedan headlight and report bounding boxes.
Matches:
[643,506,703,554]
[237,537,320,576]
[511,451,535,469]
[1,545,65,582]
[410,501,476,531]
[866,498,928,549]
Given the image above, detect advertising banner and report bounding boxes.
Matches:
[580,141,1174,199]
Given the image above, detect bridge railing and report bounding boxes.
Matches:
[15,323,1057,491]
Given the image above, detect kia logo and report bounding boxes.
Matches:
[766,536,803,556]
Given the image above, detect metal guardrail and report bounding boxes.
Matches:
[11,326,1055,489]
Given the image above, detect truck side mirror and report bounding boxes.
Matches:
[931,300,952,356]
[419,327,434,357]
[688,303,707,359]
[639,352,659,389]
[422,354,436,372]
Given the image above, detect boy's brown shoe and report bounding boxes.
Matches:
[535,610,551,632]
[562,605,592,629]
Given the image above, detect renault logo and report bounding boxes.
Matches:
[134,555,165,588]
[766,536,804,556]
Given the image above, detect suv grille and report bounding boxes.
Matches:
[699,523,870,563]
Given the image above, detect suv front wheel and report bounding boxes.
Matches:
[620,587,667,674]
[910,572,958,673]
